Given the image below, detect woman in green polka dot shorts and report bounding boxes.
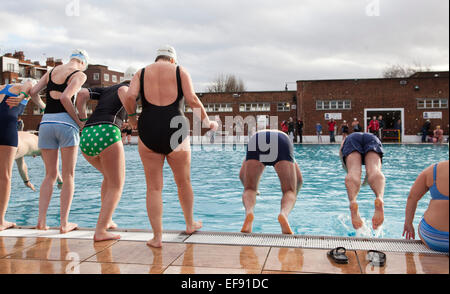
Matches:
[76,77,135,242]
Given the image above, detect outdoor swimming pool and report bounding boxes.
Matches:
[7,143,449,239]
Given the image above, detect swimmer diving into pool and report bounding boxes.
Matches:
[15,131,63,192]
[339,132,385,231]
[239,129,303,234]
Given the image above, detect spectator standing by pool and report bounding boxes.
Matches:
[378,115,385,142]
[340,120,349,141]
[403,161,448,253]
[421,120,432,143]
[368,116,380,138]
[288,117,295,141]
[328,118,337,143]
[281,120,288,134]
[316,123,323,143]
[240,130,303,235]
[352,118,362,133]
[124,45,218,248]
[339,132,385,231]
[433,125,444,144]
[297,119,304,144]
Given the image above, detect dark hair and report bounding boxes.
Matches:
[155,55,172,62]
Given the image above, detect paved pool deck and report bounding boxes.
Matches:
[0,227,448,274]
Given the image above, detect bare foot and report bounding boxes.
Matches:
[60,223,78,234]
[107,221,118,230]
[0,221,16,231]
[35,223,49,231]
[372,198,385,230]
[350,202,364,230]
[241,213,254,233]
[278,214,294,235]
[94,231,121,242]
[186,221,202,234]
[147,237,163,248]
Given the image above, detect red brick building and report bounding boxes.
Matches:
[296,72,449,142]
[183,91,297,137]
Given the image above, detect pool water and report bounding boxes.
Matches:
[8,144,449,239]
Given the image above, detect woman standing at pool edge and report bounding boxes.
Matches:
[0,80,42,231]
[403,161,449,253]
[124,45,218,248]
[30,49,89,234]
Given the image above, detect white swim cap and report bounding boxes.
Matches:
[124,67,137,82]
[156,45,177,64]
[70,49,89,71]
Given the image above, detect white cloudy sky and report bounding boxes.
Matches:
[0,0,448,91]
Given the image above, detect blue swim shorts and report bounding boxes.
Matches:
[342,132,384,165]
[38,123,80,149]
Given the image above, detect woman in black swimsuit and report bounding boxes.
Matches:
[124,45,218,248]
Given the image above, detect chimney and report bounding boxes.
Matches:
[55,59,63,66]
[4,53,13,58]
[46,57,55,67]
[13,51,25,61]
[34,61,41,66]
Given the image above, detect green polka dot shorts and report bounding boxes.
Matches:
[80,124,122,157]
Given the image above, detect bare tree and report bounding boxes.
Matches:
[382,63,432,78]
[206,73,246,93]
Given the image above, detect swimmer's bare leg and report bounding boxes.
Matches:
[275,161,298,235]
[345,152,364,230]
[0,146,17,231]
[139,141,166,248]
[365,152,385,230]
[241,160,265,233]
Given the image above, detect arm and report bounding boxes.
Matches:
[60,72,87,128]
[403,166,431,239]
[123,72,140,129]
[15,157,36,191]
[180,66,217,131]
[29,73,48,111]
[75,88,91,121]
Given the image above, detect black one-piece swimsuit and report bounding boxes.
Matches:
[137,66,189,155]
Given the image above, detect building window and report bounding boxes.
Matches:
[239,103,271,112]
[7,63,15,72]
[112,75,117,83]
[120,76,125,83]
[104,74,109,82]
[204,103,233,113]
[417,98,448,109]
[316,100,351,110]
[184,105,193,113]
[277,102,291,112]
[93,73,100,81]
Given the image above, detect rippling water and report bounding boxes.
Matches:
[7,144,449,239]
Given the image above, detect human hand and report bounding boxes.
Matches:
[78,120,86,129]
[402,223,415,240]
[209,121,219,132]
[25,181,36,192]
[128,116,138,130]
[6,96,24,108]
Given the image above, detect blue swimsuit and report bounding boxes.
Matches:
[419,164,449,253]
[0,85,27,147]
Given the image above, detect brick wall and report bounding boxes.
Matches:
[297,73,449,136]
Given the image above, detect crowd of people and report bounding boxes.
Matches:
[0,46,448,253]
